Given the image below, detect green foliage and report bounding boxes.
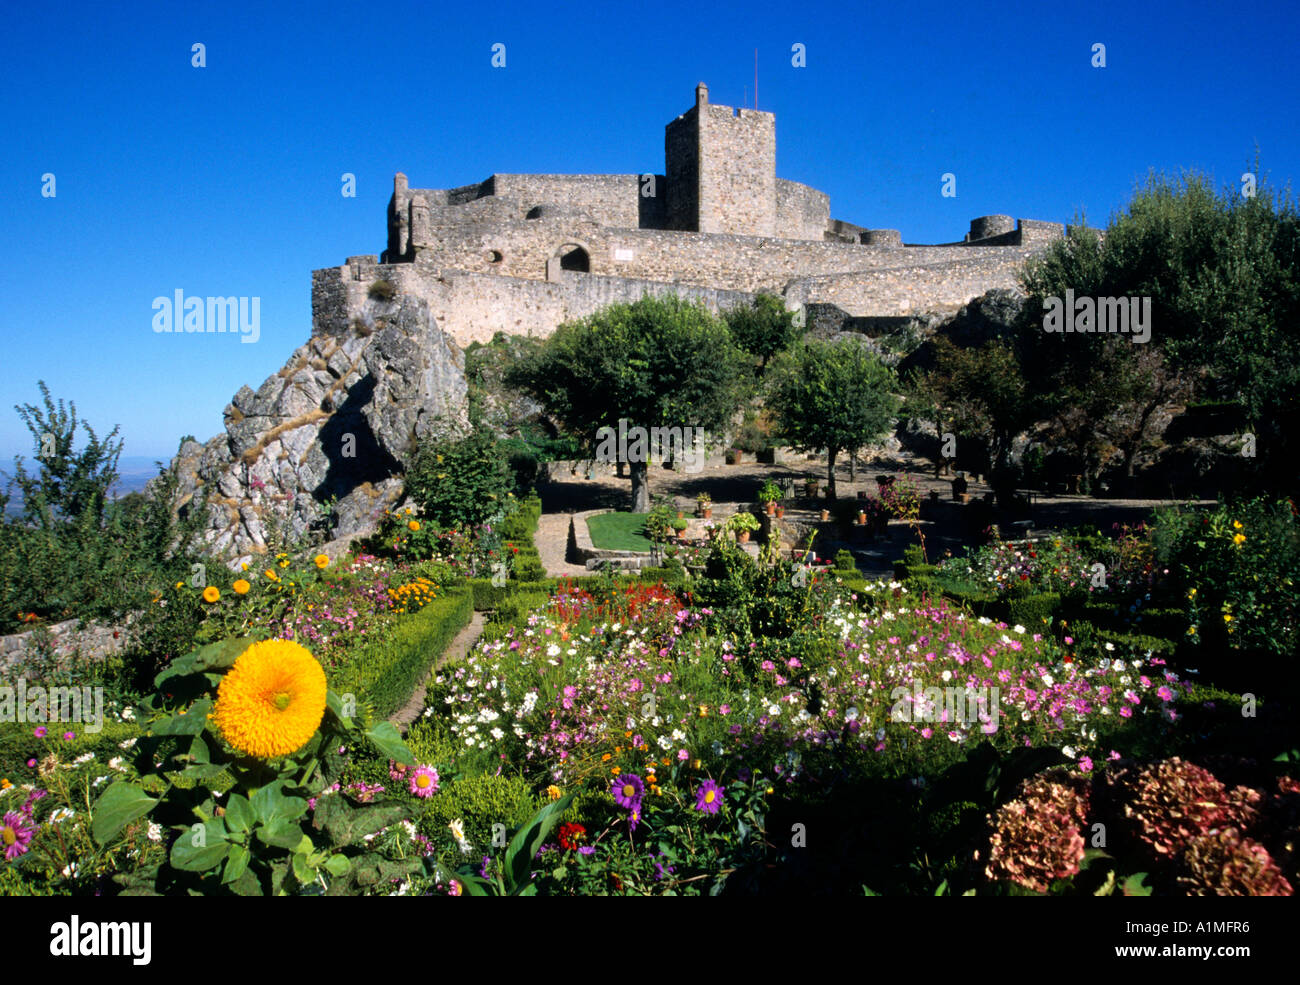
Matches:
[1151,498,1299,669]
[89,635,419,896]
[416,772,543,852]
[833,549,858,573]
[1019,169,1300,493]
[767,338,900,499]
[1007,592,1061,628]
[0,385,207,634]
[0,719,142,777]
[723,293,802,374]
[331,586,473,719]
[505,295,750,509]
[367,280,396,302]
[404,423,514,530]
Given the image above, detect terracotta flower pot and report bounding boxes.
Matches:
[702,507,713,519]
[775,506,785,518]
[677,510,685,519]
[857,511,867,525]
[738,530,750,543]
[819,509,830,522]
[765,501,776,516]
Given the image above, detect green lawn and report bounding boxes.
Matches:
[587,511,654,552]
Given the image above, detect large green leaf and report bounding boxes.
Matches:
[224,794,255,834]
[222,844,251,885]
[170,819,231,871]
[256,817,307,850]
[152,698,213,736]
[250,779,308,826]
[506,794,574,892]
[365,721,415,765]
[91,782,159,845]
[311,796,411,847]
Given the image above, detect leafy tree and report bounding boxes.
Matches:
[724,294,802,375]
[766,338,900,499]
[0,382,207,635]
[1018,168,1300,494]
[505,295,750,511]
[8,380,123,531]
[910,337,1035,479]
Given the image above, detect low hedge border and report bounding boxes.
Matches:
[330,584,474,720]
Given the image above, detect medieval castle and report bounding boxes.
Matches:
[174,84,1072,560]
[311,83,1065,346]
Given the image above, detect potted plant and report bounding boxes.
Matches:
[804,477,820,499]
[671,517,689,539]
[696,491,713,519]
[951,472,969,504]
[856,507,867,525]
[819,508,830,522]
[644,501,676,544]
[726,512,761,544]
[775,503,785,518]
[758,479,782,516]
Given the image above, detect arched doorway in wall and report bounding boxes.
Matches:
[545,241,593,281]
[555,243,591,272]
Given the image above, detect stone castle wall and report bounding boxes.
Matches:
[697,102,776,237]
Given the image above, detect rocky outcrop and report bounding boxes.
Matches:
[167,295,468,567]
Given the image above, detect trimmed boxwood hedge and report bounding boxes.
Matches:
[330,584,474,719]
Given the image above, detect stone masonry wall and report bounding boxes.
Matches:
[776,178,830,240]
[698,104,776,237]
[313,262,758,345]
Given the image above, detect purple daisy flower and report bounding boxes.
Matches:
[33,727,46,738]
[612,774,644,810]
[409,766,439,798]
[2,811,34,861]
[695,779,725,815]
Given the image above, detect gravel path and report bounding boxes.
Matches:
[534,511,590,578]
[389,610,486,734]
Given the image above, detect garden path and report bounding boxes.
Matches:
[534,512,590,577]
[389,610,486,734]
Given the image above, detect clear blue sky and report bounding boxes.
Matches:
[2,0,1296,462]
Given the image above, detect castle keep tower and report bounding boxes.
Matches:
[665,82,777,237]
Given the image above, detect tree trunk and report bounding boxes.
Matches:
[629,459,650,513]
[849,448,857,483]
[826,448,838,501]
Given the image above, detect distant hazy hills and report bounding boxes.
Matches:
[2,455,169,517]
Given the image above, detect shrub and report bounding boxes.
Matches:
[404,425,515,529]
[1007,592,1061,629]
[331,586,473,718]
[489,590,552,627]
[512,554,547,581]
[834,549,858,573]
[367,279,397,302]
[417,772,541,850]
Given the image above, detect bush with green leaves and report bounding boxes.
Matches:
[0,382,207,635]
[1152,498,1299,670]
[403,424,515,529]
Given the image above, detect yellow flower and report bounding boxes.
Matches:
[315,554,329,569]
[611,766,621,775]
[1188,588,1197,598]
[1232,533,1246,547]
[202,586,221,604]
[1223,613,1233,623]
[408,520,420,532]
[0,779,11,790]
[265,570,279,582]
[601,753,611,762]
[279,559,290,568]
[233,579,251,595]
[1187,626,1197,635]
[174,581,184,590]
[698,704,709,717]
[241,562,249,571]
[211,639,327,759]
[1233,520,1243,530]
[546,785,562,801]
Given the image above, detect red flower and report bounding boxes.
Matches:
[557,822,586,851]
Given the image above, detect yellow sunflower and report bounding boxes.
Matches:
[202,586,221,604]
[233,579,251,595]
[211,639,328,759]
[314,554,329,569]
